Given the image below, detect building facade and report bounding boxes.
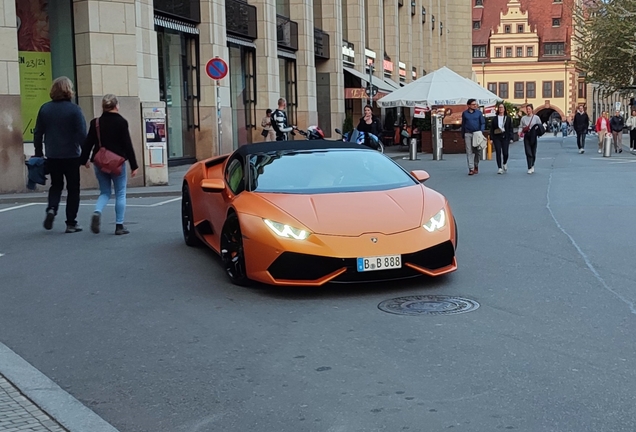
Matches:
[472,0,588,124]
[0,0,471,193]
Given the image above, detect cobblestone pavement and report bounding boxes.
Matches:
[0,374,67,432]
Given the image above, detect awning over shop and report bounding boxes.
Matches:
[344,88,389,101]
[343,66,395,93]
[383,77,401,90]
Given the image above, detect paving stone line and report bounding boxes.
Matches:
[0,374,67,432]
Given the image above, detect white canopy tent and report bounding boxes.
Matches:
[376,66,499,108]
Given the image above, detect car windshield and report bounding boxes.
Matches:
[248,149,417,194]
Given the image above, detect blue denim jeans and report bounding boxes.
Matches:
[94,165,127,224]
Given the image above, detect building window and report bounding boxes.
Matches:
[488,82,497,95]
[505,47,512,57]
[552,18,561,27]
[516,47,523,57]
[495,47,502,58]
[554,80,564,97]
[279,57,297,127]
[578,82,586,99]
[504,25,511,33]
[514,82,524,99]
[544,43,565,56]
[475,0,483,5]
[543,81,553,98]
[499,82,509,99]
[473,21,481,30]
[527,46,534,57]
[518,24,524,33]
[526,81,536,98]
[472,45,487,58]
[229,44,257,149]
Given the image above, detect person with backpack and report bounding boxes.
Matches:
[519,104,543,174]
[271,98,296,141]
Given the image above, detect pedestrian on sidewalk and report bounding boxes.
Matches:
[561,119,569,137]
[260,109,275,142]
[271,98,297,141]
[489,103,512,174]
[595,111,610,153]
[34,76,87,233]
[80,94,139,235]
[519,104,543,174]
[626,109,636,151]
[609,110,625,153]
[461,98,485,176]
[573,105,590,154]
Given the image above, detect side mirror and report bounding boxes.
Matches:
[411,170,430,182]
[335,128,342,135]
[201,178,225,193]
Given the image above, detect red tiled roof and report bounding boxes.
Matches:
[472,0,571,59]
[472,8,483,21]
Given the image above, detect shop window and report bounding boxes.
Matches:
[526,82,536,98]
[555,80,564,97]
[498,82,509,99]
[514,82,524,99]
[16,0,76,142]
[543,81,553,98]
[229,44,256,149]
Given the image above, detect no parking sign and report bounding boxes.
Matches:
[206,57,228,81]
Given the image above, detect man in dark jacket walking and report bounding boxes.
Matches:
[34,77,87,232]
[572,105,590,154]
[609,110,625,153]
[461,99,486,175]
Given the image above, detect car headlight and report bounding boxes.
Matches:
[422,209,446,232]
[263,219,311,240]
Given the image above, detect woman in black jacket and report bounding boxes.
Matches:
[80,94,139,235]
[356,105,382,149]
[489,103,513,174]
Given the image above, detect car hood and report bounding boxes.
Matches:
[258,185,425,236]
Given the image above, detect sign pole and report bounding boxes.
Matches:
[216,80,222,156]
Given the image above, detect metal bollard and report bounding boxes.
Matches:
[403,138,420,161]
[603,134,612,157]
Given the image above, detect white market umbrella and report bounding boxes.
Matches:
[376,66,499,108]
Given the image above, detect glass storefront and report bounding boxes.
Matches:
[16,0,75,142]
[157,27,198,164]
[228,44,256,149]
[278,57,297,127]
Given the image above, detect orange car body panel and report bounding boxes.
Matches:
[184,154,457,286]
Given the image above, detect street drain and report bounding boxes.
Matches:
[378,295,480,316]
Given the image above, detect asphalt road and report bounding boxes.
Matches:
[2,135,636,432]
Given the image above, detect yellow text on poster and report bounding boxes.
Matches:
[18,51,52,142]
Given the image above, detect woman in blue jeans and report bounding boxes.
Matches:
[80,94,138,235]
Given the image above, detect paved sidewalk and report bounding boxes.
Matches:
[0,374,67,432]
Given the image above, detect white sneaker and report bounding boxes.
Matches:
[531,166,534,173]
[527,169,533,174]
[497,168,503,174]
[503,163,507,172]
[579,149,584,154]
[598,149,602,153]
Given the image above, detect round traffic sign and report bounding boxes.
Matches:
[205,57,228,81]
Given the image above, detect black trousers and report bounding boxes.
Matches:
[46,158,81,225]
[631,129,636,149]
[523,134,537,169]
[576,131,587,149]
[492,134,509,169]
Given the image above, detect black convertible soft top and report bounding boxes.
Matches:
[233,139,366,157]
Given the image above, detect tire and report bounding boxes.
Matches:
[377,140,384,154]
[182,183,202,247]
[220,213,251,286]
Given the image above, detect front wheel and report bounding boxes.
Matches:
[220,213,251,286]
[182,183,202,247]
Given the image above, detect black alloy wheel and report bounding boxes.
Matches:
[220,213,250,286]
[182,183,202,247]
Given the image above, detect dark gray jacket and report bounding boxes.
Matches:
[609,115,624,133]
[34,100,86,159]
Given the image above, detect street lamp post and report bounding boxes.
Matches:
[367,62,375,106]
[481,61,485,86]
[564,60,569,121]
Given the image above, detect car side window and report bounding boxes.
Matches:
[225,157,245,194]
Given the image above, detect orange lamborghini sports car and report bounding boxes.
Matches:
[181,140,457,286]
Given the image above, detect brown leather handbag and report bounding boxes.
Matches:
[93,118,125,176]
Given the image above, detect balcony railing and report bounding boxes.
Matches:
[277,15,298,51]
[314,28,330,59]
[225,0,257,39]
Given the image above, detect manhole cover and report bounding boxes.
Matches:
[378,295,480,316]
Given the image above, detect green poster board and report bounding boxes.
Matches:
[18,51,52,142]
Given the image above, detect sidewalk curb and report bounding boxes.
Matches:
[0,190,181,204]
[0,342,120,432]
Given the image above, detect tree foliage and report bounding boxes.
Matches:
[574,0,636,91]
